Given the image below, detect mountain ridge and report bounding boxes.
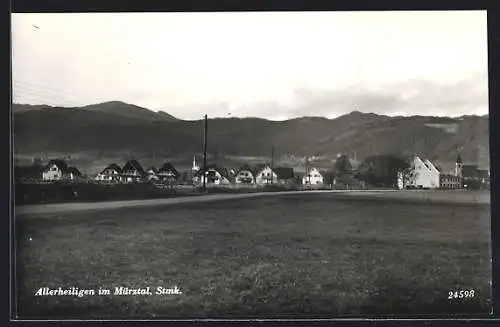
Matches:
[12,102,488,122]
[13,101,490,168]
[12,101,179,122]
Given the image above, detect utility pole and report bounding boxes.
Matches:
[203,114,208,191]
[270,145,274,185]
[308,157,311,185]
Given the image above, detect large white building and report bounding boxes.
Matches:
[398,155,462,189]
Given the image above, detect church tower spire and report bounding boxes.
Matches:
[192,155,199,172]
[455,154,463,177]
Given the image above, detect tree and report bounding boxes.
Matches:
[333,154,352,176]
[357,154,410,187]
[323,170,336,185]
[398,160,418,188]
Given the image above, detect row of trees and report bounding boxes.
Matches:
[324,154,414,188]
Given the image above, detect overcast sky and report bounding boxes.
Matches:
[12,11,488,120]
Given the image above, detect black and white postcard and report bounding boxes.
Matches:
[12,11,492,320]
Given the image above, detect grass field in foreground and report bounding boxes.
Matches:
[16,192,492,318]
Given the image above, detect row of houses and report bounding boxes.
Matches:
[20,156,326,186]
[17,154,490,189]
[397,155,490,189]
[15,159,84,182]
[94,160,180,183]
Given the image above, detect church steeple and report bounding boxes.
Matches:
[455,154,463,177]
[192,155,199,172]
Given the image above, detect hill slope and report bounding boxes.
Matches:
[12,101,178,122]
[13,103,490,168]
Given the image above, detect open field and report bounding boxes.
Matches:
[16,189,490,216]
[16,192,491,319]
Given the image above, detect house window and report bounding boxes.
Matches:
[51,167,57,171]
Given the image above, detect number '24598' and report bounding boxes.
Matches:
[448,290,475,299]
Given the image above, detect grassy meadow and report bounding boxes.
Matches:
[16,192,492,319]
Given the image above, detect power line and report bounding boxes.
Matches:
[12,80,110,107]
[12,80,81,107]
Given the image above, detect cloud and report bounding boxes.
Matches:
[11,12,487,120]
[261,72,489,119]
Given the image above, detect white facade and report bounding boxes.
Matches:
[235,169,255,184]
[42,164,63,181]
[424,159,440,188]
[195,168,230,185]
[302,168,323,185]
[43,164,79,181]
[95,167,122,182]
[121,170,142,183]
[255,166,278,185]
[402,156,440,189]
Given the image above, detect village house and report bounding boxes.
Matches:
[255,165,278,185]
[193,164,231,185]
[234,165,256,184]
[42,159,82,181]
[146,166,159,182]
[398,155,462,189]
[302,167,324,186]
[275,168,296,185]
[95,163,122,182]
[462,164,490,189]
[439,173,462,189]
[121,160,146,183]
[255,165,295,185]
[156,162,179,184]
[478,169,490,186]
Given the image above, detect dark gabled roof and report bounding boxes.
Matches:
[194,164,230,179]
[122,160,146,174]
[254,163,271,173]
[218,167,231,179]
[157,162,178,175]
[274,167,294,179]
[432,163,443,172]
[43,159,82,176]
[456,154,463,164]
[194,164,215,177]
[236,164,256,176]
[44,159,68,172]
[102,163,122,173]
[462,165,479,178]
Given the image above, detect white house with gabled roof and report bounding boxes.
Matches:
[302,167,324,185]
[255,165,278,185]
[398,156,440,189]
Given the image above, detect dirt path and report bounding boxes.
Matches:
[15,189,489,216]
